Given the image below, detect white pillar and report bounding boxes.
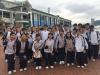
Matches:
[29,12,33,27]
[2,11,3,18]
[21,7,23,28]
[11,12,14,27]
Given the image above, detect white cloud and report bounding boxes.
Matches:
[7,0,100,24]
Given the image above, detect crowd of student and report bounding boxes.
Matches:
[1,23,100,75]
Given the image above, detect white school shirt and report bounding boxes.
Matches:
[41,30,49,43]
[75,36,85,52]
[28,37,33,49]
[16,32,21,41]
[32,32,36,42]
[7,31,11,40]
[90,31,99,45]
[82,31,87,39]
[44,39,54,53]
[53,31,59,40]
[5,40,15,55]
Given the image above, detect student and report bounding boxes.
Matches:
[32,34,43,70]
[80,26,88,66]
[44,33,54,69]
[47,27,52,33]
[35,27,40,34]
[73,23,78,30]
[63,26,69,35]
[89,25,100,61]
[16,34,29,71]
[4,32,16,75]
[75,30,88,68]
[5,27,11,40]
[72,28,78,38]
[52,27,59,64]
[31,27,36,42]
[16,27,21,41]
[0,32,3,47]
[27,34,33,63]
[65,32,75,67]
[78,23,82,30]
[55,30,66,64]
[40,25,49,43]
[40,26,49,57]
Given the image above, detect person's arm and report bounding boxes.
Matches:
[51,40,54,53]
[84,38,88,50]
[55,36,58,50]
[40,40,44,49]
[32,42,35,52]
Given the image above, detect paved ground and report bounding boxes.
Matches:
[0,46,100,75]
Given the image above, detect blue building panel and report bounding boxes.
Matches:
[33,20,38,26]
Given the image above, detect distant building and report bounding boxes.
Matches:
[91,18,100,26]
[0,0,72,29]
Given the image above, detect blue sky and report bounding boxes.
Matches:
[8,0,100,23]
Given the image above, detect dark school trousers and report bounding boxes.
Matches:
[44,53,54,66]
[66,51,75,64]
[6,54,15,71]
[58,47,65,62]
[90,45,99,59]
[76,52,84,66]
[19,53,27,69]
[34,58,42,66]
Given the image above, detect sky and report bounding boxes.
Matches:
[8,0,100,24]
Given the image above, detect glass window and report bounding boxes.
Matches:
[0,11,2,17]
[3,11,10,18]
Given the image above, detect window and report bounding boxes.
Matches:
[3,11,10,18]
[0,11,2,17]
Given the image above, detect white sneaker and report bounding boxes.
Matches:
[35,66,38,70]
[81,66,85,68]
[20,69,23,72]
[27,60,31,63]
[62,61,65,64]
[13,70,16,73]
[92,59,96,62]
[67,63,70,67]
[59,61,62,65]
[45,66,49,69]
[8,71,12,75]
[71,63,75,66]
[84,64,87,67]
[54,62,57,64]
[38,66,42,69]
[50,66,54,69]
[24,68,27,71]
[14,57,16,60]
[5,59,8,63]
[77,66,80,68]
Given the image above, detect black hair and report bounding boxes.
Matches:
[73,23,77,26]
[48,33,53,39]
[10,32,16,36]
[66,32,73,39]
[90,25,94,28]
[73,28,78,32]
[21,33,27,36]
[36,33,40,37]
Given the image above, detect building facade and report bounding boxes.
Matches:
[0,0,72,28]
[91,18,100,26]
